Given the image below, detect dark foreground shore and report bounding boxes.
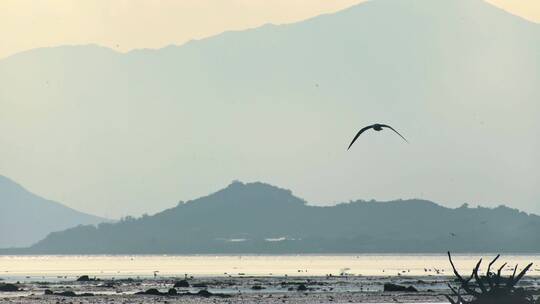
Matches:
[0,293,446,304]
[1,274,539,304]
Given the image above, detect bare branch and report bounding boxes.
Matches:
[448,284,459,296]
[487,254,500,271]
[507,263,519,288]
[485,254,500,289]
[473,258,488,294]
[512,264,518,280]
[446,252,534,304]
[444,294,458,304]
[448,251,465,282]
[512,263,533,288]
[447,251,479,297]
[497,262,507,275]
[495,262,507,287]
[447,284,466,304]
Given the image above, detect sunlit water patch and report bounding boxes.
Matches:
[0,254,539,282]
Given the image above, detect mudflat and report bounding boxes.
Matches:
[1,275,539,303]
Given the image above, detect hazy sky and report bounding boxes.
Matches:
[0,0,539,219]
[0,0,538,60]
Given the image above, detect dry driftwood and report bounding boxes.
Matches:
[446,251,538,304]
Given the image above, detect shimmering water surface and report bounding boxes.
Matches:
[1,254,539,281]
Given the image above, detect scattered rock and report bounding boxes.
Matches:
[137,288,163,295]
[297,284,308,291]
[197,290,213,297]
[383,283,418,292]
[174,280,190,288]
[44,289,53,295]
[57,291,77,297]
[252,285,265,290]
[191,290,230,298]
[76,275,91,282]
[0,283,19,292]
[192,283,208,288]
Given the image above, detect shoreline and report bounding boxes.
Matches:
[1,274,539,304]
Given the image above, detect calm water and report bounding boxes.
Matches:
[1,254,539,281]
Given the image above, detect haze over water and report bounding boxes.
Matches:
[1,254,539,282]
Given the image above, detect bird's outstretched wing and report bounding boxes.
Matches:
[347,125,374,150]
[380,124,408,143]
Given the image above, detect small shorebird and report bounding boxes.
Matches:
[347,123,408,150]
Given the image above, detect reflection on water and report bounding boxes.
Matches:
[0,254,539,281]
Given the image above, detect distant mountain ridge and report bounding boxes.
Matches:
[0,0,539,217]
[6,181,540,254]
[0,175,107,248]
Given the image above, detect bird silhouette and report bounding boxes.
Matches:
[347,123,407,150]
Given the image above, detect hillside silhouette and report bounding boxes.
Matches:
[0,175,106,248]
[7,181,540,254]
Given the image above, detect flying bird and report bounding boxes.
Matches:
[347,123,407,150]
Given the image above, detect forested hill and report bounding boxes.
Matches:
[7,181,540,254]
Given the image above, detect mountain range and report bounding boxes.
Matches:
[0,0,538,217]
[4,181,539,254]
[0,175,106,248]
